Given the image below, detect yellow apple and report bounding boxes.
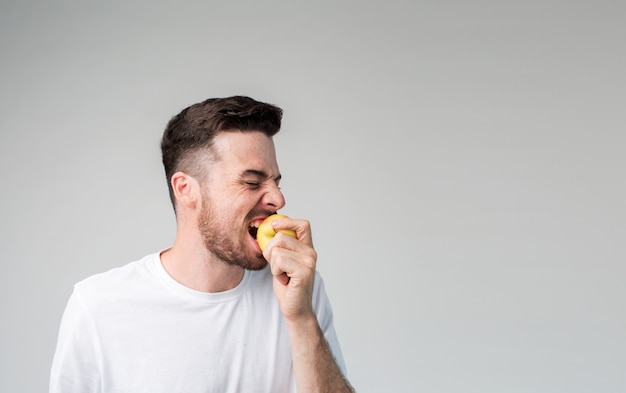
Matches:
[256,214,297,251]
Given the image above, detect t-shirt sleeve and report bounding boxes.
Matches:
[312,272,349,378]
[49,288,103,393]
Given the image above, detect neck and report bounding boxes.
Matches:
[160,238,245,293]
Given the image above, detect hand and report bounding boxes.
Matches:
[262,216,317,322]
[262,218,355,392]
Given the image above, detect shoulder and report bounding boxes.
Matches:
[73,253,158,304]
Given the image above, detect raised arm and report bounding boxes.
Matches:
[263,217,354,392]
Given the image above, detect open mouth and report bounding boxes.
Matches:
[248,223,259,239]
[248,218,266,240]
[248,214,275,243]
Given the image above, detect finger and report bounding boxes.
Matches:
[274,271,290,286]
[263,233,317,270]
[266,246,316,283]
[270,217,314,247]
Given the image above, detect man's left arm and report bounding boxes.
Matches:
[263,217,355,393]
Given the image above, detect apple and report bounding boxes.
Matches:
[256,214,297,251]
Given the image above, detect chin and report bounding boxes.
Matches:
[245,255,269,271]
[233,253,268,271]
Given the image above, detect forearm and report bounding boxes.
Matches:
[287,314,354,393]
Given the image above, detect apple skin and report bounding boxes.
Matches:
[256,214,297,251]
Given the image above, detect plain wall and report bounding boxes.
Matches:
[1,1,624,392]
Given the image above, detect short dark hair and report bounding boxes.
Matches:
[161,95,283,208]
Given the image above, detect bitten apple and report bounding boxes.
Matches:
[256,214,297,251]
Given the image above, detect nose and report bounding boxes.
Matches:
[263,182,286,211]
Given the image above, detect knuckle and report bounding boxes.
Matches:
[300,219,311,231]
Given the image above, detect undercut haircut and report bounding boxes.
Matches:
[161,95,283,210]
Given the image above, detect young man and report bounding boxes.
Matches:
[50,96,354,392]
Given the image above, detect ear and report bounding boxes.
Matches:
[171,172,200,210]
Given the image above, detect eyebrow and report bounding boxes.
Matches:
[242,169,282,183]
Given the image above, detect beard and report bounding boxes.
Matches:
[197,196,268,271]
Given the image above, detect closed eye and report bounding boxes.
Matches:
[240,169,282,190]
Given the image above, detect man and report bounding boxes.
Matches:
[50,96,354,392]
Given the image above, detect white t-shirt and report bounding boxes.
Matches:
[50,253,346,393]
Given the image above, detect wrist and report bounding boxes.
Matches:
[285,311,318,331]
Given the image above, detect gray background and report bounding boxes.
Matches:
[1,1,624,392]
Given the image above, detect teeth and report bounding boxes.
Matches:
[249,222,259,228]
